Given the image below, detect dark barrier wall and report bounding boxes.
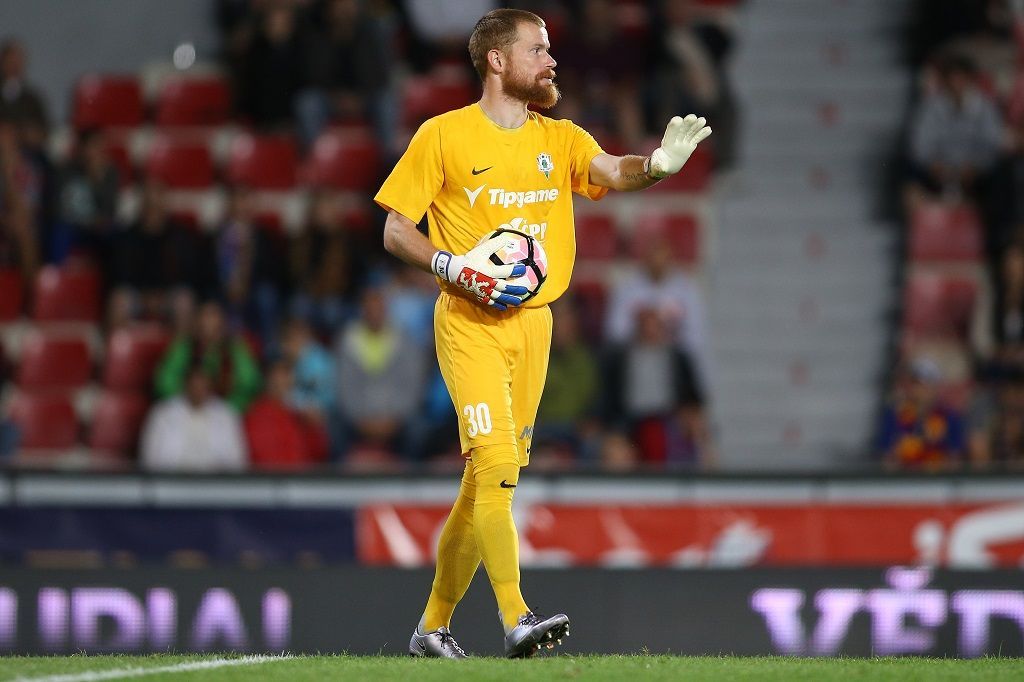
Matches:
[1,567,1021,657]
[0,508,356,564]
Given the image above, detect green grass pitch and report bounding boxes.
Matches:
[1,654,1023,681]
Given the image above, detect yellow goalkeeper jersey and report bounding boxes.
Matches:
[374,103,608,308]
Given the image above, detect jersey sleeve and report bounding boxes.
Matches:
[567,122,609,202]
[374,117,444,222]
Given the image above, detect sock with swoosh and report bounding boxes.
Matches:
[471,443,528,630]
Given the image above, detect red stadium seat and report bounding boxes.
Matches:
[903,272,978,339]
[155,76,231,127]
[909,202,983,263]
[253,209,285,233]
[647,144,713,193]
[305,129,381,191]
[0,269,24,321]
[102,325,171,391]
[16,331,92,390]
[632,213,700,264]
[402,68,476,127]
[145,135,214,189]
[88,391,150,455]
[73,74,144,129]
[226,134,298,189]
[32,266,101,323]
[575,214,619,261]
[8,393,78,449]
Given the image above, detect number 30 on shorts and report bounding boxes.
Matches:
[463,402,492,436]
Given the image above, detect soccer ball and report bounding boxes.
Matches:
[484,228,548,302]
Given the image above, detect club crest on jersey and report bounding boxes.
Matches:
[536,152,553,179]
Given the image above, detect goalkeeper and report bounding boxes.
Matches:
[374,8,711,659]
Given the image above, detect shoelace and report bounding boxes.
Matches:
[438,630,466,656]
[518,612,545,627]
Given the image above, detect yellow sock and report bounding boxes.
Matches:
[471,444,529,631]
[422,462,480,631]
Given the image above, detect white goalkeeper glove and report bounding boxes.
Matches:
[431,236,529,311]
[647,114,713,179]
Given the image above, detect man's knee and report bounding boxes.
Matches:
[471,444,520,492]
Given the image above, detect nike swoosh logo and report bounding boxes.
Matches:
[472,166,493,175]
[500,480,517,488]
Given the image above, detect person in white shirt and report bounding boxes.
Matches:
[140,364,248,472]
[605,236,712,394]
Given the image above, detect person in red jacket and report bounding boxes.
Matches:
[244,359,328,469]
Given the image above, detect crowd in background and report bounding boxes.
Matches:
[0,0,738,472]
[882,0,1024,469]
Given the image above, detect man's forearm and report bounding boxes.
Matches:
[614,154,663,191]
[382,210,437,273]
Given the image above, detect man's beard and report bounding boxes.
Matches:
[501,62,560,109]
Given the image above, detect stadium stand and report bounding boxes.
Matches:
[0,0,736,471]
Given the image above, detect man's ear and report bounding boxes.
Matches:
[488,48,504,73]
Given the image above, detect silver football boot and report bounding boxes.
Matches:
[504,611,570,658]
[408,626,469,659]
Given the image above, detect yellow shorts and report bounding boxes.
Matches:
[434,291,552,466]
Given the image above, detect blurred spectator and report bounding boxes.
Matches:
[535,299,601,461]
[603,307,709,468]
[878,356,966,469]
[606,235,712,394]
[140,363,248,472]
[401,0,496,72]
[237,1,303,129]
[0,123,38,278]
[599,431,641,472]
[407,367,461,461]
[0,40,49,134]
[280,315,337,421]
[295,0,396,151]
[944,0,1017,101]
[983,114,1024,259]
[650,0,737,168]
[554,0,646,148]
[906,0,988,67]
[404,0,494,43]
[216,0,261,68]
[155,300,262,411]
[54,128,118,263]
[386,265,436,347]
[290,192,365,335]
[214,186,289,346]
[107,180,216,325]
[969,360,1024,467]
[0,116,51,259]
[905,52,1004,209]
[335,287,425,458]
[244,359,328,469]
[0,410,18,459]
[993,244,1024,345]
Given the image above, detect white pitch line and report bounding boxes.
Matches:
[12,654,295,682]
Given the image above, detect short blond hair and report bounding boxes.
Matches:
[468,9,545,81]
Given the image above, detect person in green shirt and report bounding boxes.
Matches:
[155,300,262,411]
[536,299,601,462]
